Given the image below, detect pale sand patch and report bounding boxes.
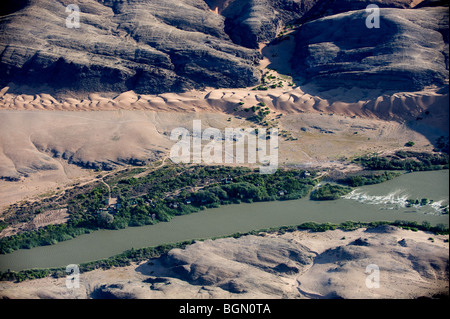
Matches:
[0,160,97,211]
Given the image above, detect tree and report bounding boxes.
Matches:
[347,176,364,187]
[207,186,228,200]
[421,221,431,230]
[193,190,220,205]
[310,183,352,201]
[98,211,114,227]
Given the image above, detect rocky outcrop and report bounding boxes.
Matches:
[162,235,314,294]
[1,0,447,94]
[217,0,319,49]
[0,227,448,299]
[415,0,450,8]
[291,7,449,91]
[297,0,422,23]
[0,0,262,94]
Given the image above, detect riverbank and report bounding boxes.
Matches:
[1,223,448,299]
[1,150,448,255]
[1,220,448,282]
[0,165,319,254]
[0,168,448,273]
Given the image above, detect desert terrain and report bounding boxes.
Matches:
[0,83,447,210]
[0,0,448,300]
[0,0,448,211]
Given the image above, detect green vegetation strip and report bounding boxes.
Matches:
[353,150,449,171]
[1,220,447,283]
[0,166,319,254]
[1,153,448,255]
[338,171,402,187]
[310,184,353,200]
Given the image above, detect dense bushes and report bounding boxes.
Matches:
[0,225,95,254]
[310,183,352,201]
[2,156,446,255]
[340,171,402,187]
[353,151,449,171]
[0,166,317,254]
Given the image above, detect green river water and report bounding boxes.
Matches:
[0,170,448,271]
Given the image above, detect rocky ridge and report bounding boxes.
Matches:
[0,0,448,94]
[0,0,262,94]
[292,6,449,91]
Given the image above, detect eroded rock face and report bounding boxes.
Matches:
[162,235,315,295]
[297,0,422,23]
[219,0,319,49]
[1,1,447,94]
[87,227,448,299]
[291,7,449,91]
[0,0,262,94]
[0,0,316,94]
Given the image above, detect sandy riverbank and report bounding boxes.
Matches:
[0,225,447,299]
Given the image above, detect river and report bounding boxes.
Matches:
[0,170,448,271]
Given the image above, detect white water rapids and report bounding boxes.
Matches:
[343,189,449,215]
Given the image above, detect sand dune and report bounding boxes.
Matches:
[1,85,448,122]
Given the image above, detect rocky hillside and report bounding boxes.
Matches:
[0,0,448,94]
[0,0,261,94]
[292,6,449,91]
[296,0,424,23]
[209,0,318,49]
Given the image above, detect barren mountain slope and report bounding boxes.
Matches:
[0,0,261,94]
[1,0,448,94]
[292,7,449,91]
